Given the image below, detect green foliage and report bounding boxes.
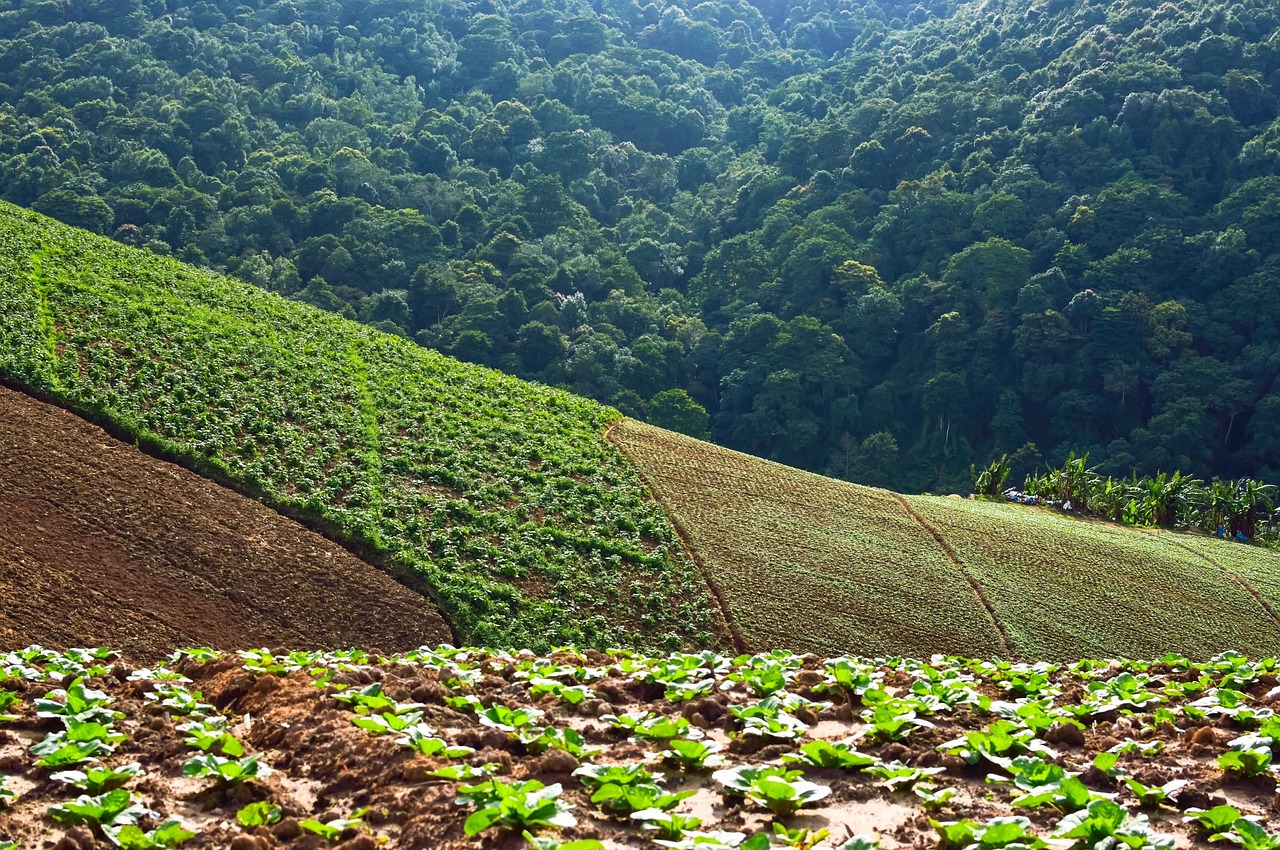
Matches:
[457,779,575,836]
[299,808,370,843]
[235,801,283,827]
[50,763,142,794]
[181,753,269,785]
[0,204,715,651]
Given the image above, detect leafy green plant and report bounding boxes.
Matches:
[631,809,705,841]
[1218,746,1273,777]
[48,789,157,831]
[299,808,371,843]
[181,753,269,785]
[660,737,724,770]
[572,763,658,789]
[109,821,196,850]
[1213,819,1280,850]
[932,816,1046,850]
[1053,800,1174,849]
[350,710,423,735]
[36,680,123,725]
[715,771,830,817]
[591,782,694,816]
[712,765,804,798]
[1123,777,1187,809]
[770,824,831,850]
[478,703,546,734]
[520,832,604,850]
[397,724,475,758]
[939,719,1055,766]
[177,719,244,756]
[427,763,500,781]
[1183,805,1241,836]
[782,739,877,770]
[458,779,575,836]
[236,801,283,827]
[861,760,946,791]
[50,763,142,794]
[913,784,957,811]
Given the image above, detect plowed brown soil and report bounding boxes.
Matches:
[0,386,450,656]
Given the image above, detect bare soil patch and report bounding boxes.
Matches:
[0,386,450,658]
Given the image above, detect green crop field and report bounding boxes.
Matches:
[0,202,719,651]
[609,420,1010,658]
[905,496,1280,660]
[614,419,1280,660]
[5,201,1280,661]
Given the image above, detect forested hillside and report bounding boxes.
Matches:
[2,0,1279,490]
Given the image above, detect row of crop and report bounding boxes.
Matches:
[0,205,718,650]
[10,644,1278,849]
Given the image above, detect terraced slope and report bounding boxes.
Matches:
[608,420,1009,659]
[614,420,1280,660]
[0,386,450,657]
[0,202,720,651]
[906,496,1280,660]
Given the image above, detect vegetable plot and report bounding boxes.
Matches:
[1,645,1276,849]
[0,203,716,651]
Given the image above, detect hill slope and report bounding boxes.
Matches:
[4,201,1280,660]
[0,385,450,657]
[0,201,721,651]
[612,419,1280,660]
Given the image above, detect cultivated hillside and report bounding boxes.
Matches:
[611,420,1280,660]
[0,385,451,657]
[4,202,1280,660]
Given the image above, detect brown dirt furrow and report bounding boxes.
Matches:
[890,494,1017,659]
[0,385,451,658]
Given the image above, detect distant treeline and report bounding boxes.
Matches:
[2,0,1280,491]
[975,452,1280,547]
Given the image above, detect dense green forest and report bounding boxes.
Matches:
[2,0,1279,491]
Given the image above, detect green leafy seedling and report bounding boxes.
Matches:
[236,801,283,827]
[182,753,269,785]
[521,831,604,850]
[1213,819,1280,850]
[461,780,576,836]
[300,808,370,843]
[50,763,142,794]
[397,724,475,758]
[1184,805,1241,836]
[592,782,694,816]
[661,738,724,770]
[1124,778,1187,809]
[49,789,157,830]
[782,739,876,770]
[108,821,196,850]
[631,809,704,840]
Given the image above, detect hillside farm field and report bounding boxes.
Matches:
[609,420,1008,659]
[906,497,1280,661]
[0,203,721,652]
[613,420,1280,661]
[0,385,451,656]
[1,645,1277,849]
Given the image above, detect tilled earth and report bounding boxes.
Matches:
[0,386,451,655]
[0,646,1276,850]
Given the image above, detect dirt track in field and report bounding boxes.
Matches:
[0,386,451,658]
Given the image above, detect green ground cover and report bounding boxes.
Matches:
[0,202,718,651]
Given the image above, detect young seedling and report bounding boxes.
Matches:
[861,760,945,791]
[1217,819,1280,850]
[913,784,957,812]
[177,719,244,756]
[652,829,752,849]
[1053,800,1174,849]
[660,738,724,770]
[0,775,14,807]
[108,820,196,850]
[782,739,876,770]
[1182,804,1241,837]
[36,680,123,725]
[592,782,694,817]
[397,724,475,758]
[182,753,270,785]
[48,789,158,831]
[236,801,283,827]
[478,703,545,734]
[932,816,1047,850]
[713,765,804,799]
[50,763,142,794]
[631,809,704,841]
[350,710,423,735]
[1123,778,1187,809]
[771,823,830,850]
[572,763,659,790]
[712,768,830,817]
[300,808,371,843]
[520,831,604,850]
[459,780,576,836]
[428,763,500,781]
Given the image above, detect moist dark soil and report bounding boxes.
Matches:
[0,386,450,657]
